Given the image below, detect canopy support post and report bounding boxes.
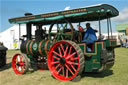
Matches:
[109,18,113,39]
[99,13,101,40]
[107,17,110,39]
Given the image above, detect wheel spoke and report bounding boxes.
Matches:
[21,66,24,72]
[17,55,21,62]
[60,44,65,54]
[70,52,77,57]
[16,65,19,71]
[62,66,64,77]
[53,55,60,60]
[53,51,62,57]
[71,57,79,60]
[64,46,69,56]
[18,66,22,71]
[16,58,18,63]
[57,67,62,74]
[65,64,74,75]
[68,46,72,55]
[19,62,25,66]
[58,47,62,56]
[71,64,76,72]
[20,56,23,62]
[51,61,60,65]
[55,64,61,69]
[66,68,68,78]
[66,52,76,60]
[67,61,79,65]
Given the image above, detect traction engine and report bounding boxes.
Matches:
[9,4,119,81]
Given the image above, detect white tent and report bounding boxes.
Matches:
[0,24,38,49]
[0,24,57,49]
[0,24,27,49]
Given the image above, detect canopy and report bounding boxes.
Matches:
[9,4,119,25]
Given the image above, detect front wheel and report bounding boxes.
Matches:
[48,40,85,81]
[12,53,29,74]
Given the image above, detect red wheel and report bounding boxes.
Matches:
[48,40,85,81]
[12,54,29,75]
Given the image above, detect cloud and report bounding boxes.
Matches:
[64,6,70,10]
[113,8,128,22]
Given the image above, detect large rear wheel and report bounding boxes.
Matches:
[48,40,85,81]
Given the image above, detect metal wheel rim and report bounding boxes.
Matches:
[48,40,80,81]
[12,54,28,74]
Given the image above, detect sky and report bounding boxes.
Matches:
[0,0,128,33]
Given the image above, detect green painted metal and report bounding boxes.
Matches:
[49,23,73,43]
[8,4,119,24]
[78,40,115,72]
[105,39,117,47]
[21,40,51,57]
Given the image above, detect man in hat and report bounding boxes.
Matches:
[82,23,97,44]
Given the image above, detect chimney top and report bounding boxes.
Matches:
[24,13,33,16]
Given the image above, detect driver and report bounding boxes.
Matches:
[82,23,97,44]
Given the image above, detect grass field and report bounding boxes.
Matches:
[0,48,128,85]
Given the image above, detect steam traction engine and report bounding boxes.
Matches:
[9,4,119,81]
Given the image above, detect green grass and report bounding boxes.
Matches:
[0,48,128,85]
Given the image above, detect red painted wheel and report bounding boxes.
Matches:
[12,54,29,75]
[48,40,85,81]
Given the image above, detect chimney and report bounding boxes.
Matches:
[24,13,33,16]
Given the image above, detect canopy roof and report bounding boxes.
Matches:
[9,4,119,25]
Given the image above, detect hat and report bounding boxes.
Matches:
[86,23,90,26]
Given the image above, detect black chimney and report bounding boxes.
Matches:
[24,13,33,16]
